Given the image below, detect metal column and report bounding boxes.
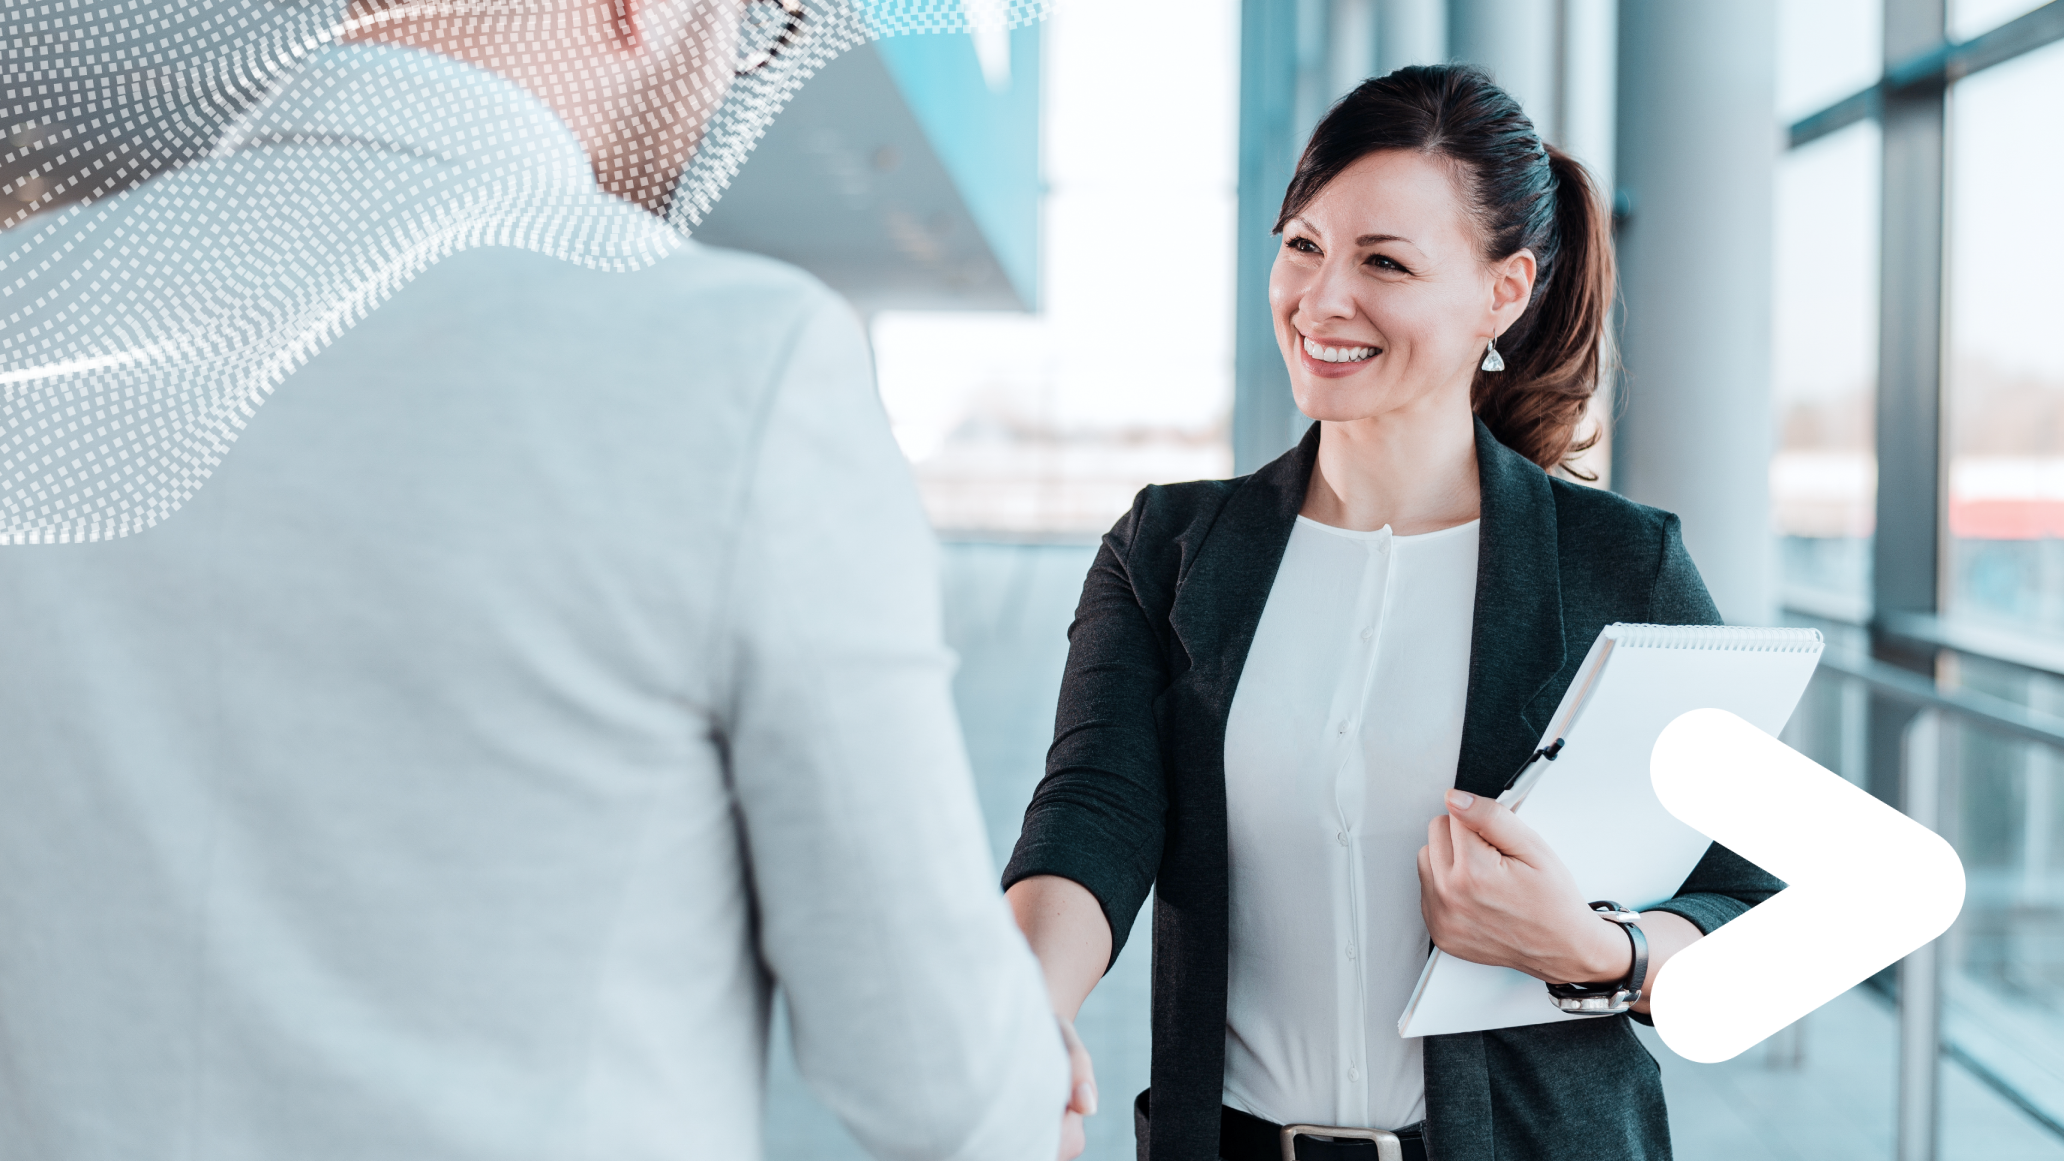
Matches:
[1870,0,1949,641]
[1449,0,1560,131]
[1231,0,1310,474]
[1865,0,1951,805]
[1898,710,1946,1160]
[1865,18,1951,1150]
[1610,0,1779,625]
[1376,0,1446,75]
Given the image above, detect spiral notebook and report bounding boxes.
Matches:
[1396,623,1825,1039]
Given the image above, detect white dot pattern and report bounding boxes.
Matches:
[1,0,1051,543]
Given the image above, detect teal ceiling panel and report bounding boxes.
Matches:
[874,24,1042,309]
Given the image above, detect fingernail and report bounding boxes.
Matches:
[1446,789,1475,810]
[1078,1082,1099,1116]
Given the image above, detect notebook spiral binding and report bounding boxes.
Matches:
[1603,624,1824,652]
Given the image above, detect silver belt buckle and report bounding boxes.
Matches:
[1278,1122,1404,1161]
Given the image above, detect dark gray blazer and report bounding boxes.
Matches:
[1002,420,1783,1160]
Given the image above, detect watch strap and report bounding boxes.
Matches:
[1545,900,1646,1014]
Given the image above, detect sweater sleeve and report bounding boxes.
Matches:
[1001,491,1172,967]
[724,289,1066,1159]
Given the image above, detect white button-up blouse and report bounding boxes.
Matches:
[1222,514,1481,1132]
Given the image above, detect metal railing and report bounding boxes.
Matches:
[1801,644,2064,1159]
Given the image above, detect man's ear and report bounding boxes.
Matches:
[605,0,684,50]
[607,0,707,57]
[607,0,640,48]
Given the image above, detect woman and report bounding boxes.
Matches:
[1003,65,1780,1161]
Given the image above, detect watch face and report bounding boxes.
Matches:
[1550,990,1634,1014]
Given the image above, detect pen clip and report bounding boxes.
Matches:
[1497,736,1565,795]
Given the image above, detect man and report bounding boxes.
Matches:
[0,0,1071,1155]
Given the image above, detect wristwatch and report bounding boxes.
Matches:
[1545,901,1647,1015]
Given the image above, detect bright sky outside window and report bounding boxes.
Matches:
[1776,0,1883,123]
[1952,0,2055,42]
[1770,121,1880,616]
[872,0,1238,536]
[1945,37,2064,639]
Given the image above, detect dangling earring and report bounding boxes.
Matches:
[1481,334,1505,372]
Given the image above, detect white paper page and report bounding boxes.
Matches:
[1521,642,1821,907]
[1399,625,1822,1039]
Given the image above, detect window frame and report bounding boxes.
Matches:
[1781,0,2064,679]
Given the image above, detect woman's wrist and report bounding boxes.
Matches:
[1556,912,1636,984]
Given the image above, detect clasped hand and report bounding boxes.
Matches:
[1416,788,1632,986]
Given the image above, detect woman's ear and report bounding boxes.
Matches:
[1490,248,1538,328]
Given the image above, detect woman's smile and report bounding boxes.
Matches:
[1297,330,1382,378]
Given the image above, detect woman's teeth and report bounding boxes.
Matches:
[1302,336,1377,364]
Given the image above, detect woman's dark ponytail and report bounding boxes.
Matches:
[1276,66,1616,475]
[1471,146,1614,474]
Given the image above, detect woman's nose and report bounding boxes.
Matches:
[1302,259,1360,322]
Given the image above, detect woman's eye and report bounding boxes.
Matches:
[1286,237,1320,255]
[1368,254,1407,273]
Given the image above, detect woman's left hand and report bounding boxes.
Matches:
[1417,788,1634,985]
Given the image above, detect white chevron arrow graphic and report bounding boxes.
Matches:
[1647,707,1966,1064]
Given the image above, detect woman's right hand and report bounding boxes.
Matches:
[1058,1016,1098,1160]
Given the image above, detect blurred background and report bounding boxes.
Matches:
[694,0,2064,1157]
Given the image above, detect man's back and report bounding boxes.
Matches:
[0,237,1063,1157]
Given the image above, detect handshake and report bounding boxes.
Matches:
[1058,1017,1099,1161]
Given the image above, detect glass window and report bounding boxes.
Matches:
[1940,654,2064,1132]
[1939,37,2064,1134]
[1946,38,2064,640]
[1771,122,1881,620]
[1952,0,2053,43]
[1777,0,1883,123]
[874,0,1237,537]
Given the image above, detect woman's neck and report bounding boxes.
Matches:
[1301,392,1482,535]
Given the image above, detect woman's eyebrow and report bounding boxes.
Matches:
[1282,217,1417,250]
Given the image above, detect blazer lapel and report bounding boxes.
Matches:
[1164,417,1565,796]
[1164,423,1317,699]
[1454,418,1567,796]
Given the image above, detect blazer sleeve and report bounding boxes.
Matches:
[1001,491,1172,967]
[1637,513,1789,938]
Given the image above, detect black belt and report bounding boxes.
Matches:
[1220,1104,1428,1161]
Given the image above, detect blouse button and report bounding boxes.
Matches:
[1348,1067,1362,1082]
[1336,832,1349,846]
[1345,944,1356,959]
[1360,627,1374,641]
